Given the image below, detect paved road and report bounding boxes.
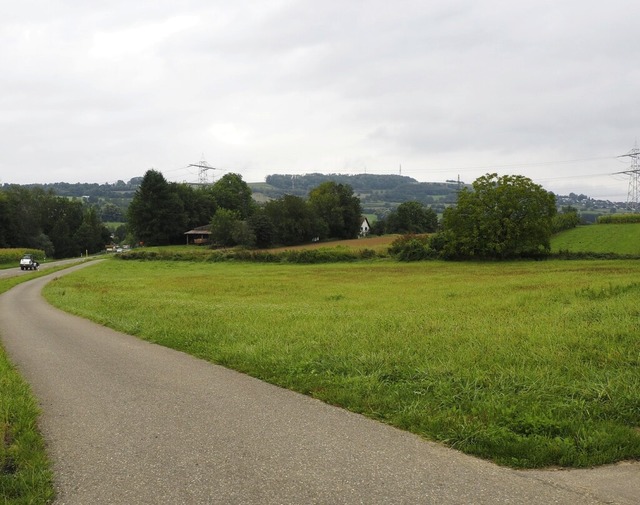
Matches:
[0,257,92,279]
[0,263,638,504]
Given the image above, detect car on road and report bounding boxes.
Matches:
[19,254,39,270]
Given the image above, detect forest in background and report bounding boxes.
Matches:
[5,172,627,226]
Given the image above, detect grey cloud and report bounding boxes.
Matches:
[0,0,638,200]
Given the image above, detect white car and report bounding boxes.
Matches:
[19,254,39,271]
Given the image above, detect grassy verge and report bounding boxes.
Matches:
[43,259,640,469]
[1,271,60,504]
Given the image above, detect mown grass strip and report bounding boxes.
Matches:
[43,259,640,468]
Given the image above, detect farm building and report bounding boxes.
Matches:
[184,225,211,245]
[360,217,371,237]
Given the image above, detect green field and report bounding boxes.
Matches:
[551,223,640,254]
[43,258,640,468]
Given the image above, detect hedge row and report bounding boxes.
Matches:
[0,249,45,265]
[597,214,640,224]
[115,243,640,265]
[551,250,640,260]
[117,247,382,264]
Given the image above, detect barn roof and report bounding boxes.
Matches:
[184,225,211,236]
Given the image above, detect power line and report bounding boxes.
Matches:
[404,156,616,175]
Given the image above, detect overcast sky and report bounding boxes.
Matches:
[2,0,639,200]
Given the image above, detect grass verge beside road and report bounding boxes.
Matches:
[44,259,640,469]
[0,271,57,504]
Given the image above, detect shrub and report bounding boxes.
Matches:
[116,246,382,264]
[388,234,436,261]
[282,248,359,263]
[552,208,581,233]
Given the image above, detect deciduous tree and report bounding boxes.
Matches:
[385,201,438,234]
[308,181,362,239]
[210,173,255,219]
[127,170,186,245]
[264,194,315,246]
[437,173,556,259]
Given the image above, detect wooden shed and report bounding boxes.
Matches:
[184,225,212,245]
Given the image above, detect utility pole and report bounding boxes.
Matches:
[615,144,640,212]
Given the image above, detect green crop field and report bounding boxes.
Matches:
[43,258,640,468]
[551,223,640,254]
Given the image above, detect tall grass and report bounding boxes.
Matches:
[43,259,640,468]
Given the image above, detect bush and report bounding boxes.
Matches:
[388,234,436,261]
[116,246,382,264]
[552,209,581,233]
[282,248,359,263]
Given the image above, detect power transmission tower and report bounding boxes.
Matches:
[188,156,217,185]
[615,145,640,212]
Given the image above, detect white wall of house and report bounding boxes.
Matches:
[360,218,370,237]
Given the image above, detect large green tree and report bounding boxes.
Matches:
[210,173,255,219]
[438,173,556,259]
[210,208,241,247]
[247,211,275,249]
[73,207,111,255]
[308,181,362,239]
[41,197,84,257]
[127,170,186,246]
[264,194,315,246]
[173,183,217,230]
[385,201,438,234]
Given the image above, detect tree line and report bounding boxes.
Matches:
[3,169,570,261]
[265,173,417,192]
[126,170,366,248]
[0,186,111,258]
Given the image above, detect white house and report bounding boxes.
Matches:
[359,217,371,237]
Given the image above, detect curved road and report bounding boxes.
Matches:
[0,263,638,504]
[0,257,93,279]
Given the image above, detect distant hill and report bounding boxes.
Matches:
[251,173,463,217]
[551,223,640,254]
[5,172,629,223]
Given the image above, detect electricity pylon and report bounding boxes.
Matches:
[615,145,640,212]
[189,157,217,185]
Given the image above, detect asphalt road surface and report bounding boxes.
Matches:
[1,262,638,504]
[0,257,92,279]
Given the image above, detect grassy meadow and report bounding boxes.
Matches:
[43,258,640,468]
[551,223,640,254]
